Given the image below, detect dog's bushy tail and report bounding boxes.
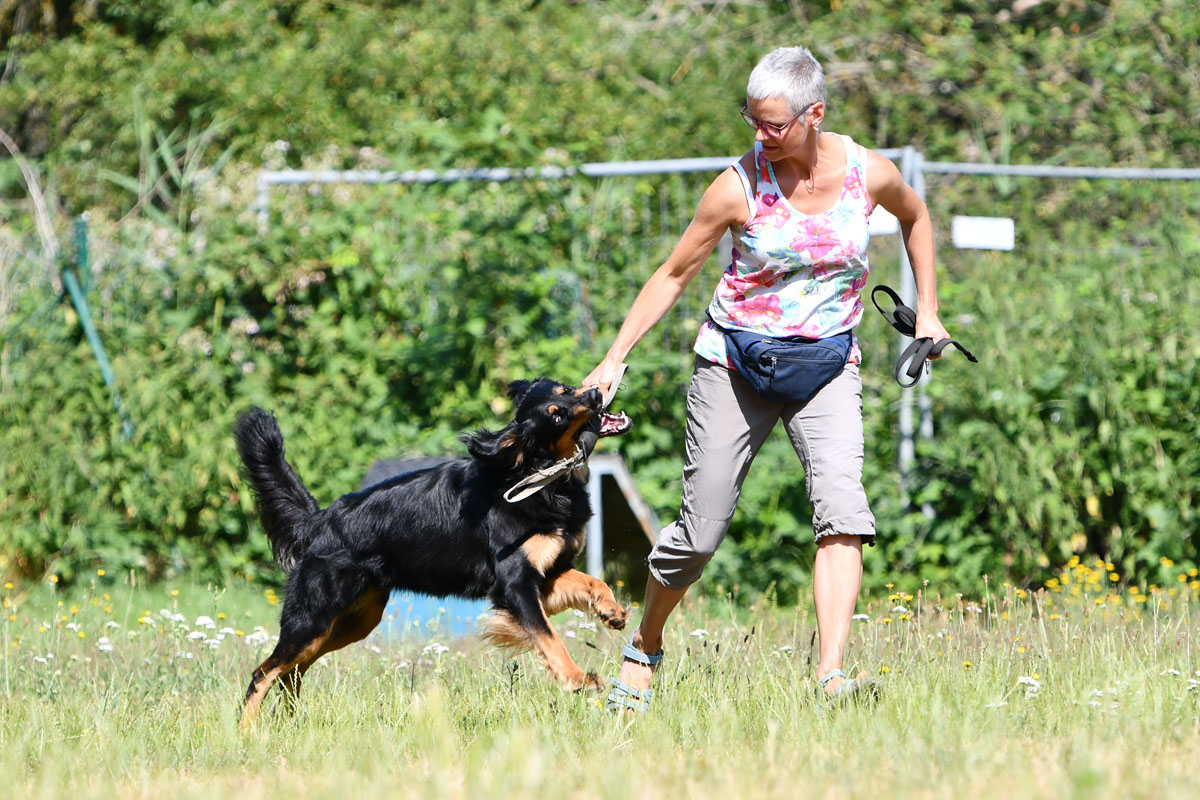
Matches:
[233,407,320,573]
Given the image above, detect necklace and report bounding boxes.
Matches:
[804,145,818,194]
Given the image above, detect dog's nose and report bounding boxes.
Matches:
[580,386,602,407]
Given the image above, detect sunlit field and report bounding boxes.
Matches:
[3,558,1198,800]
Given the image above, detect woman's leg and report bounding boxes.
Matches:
[782,364,875,694]
[813,534,863,693]
[617,358,778,690]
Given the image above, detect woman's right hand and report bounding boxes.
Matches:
[582,358,620,399]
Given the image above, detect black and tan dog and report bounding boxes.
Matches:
[233,379,632,727]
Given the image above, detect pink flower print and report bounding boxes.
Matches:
[781,320,824,339]
[790,216,841,265]
[727,293,784,328]
[750,193,791,232]
[844,166,868,202]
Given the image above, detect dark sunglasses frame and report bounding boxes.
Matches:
[739,102,815,137]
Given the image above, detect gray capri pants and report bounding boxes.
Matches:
[648,356,876,590]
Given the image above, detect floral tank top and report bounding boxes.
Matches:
[694,134,873,368]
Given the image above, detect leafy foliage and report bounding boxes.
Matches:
[1,0,1198,593]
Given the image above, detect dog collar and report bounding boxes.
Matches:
[503,446,587,503]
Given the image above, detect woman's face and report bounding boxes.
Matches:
[744,96,821,161]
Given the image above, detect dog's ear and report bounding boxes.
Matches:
[506,379,533,407]
[461,421,534,468]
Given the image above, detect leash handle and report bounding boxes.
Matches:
[873,284,978,387]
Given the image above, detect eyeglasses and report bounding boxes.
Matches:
[739,103,814,137]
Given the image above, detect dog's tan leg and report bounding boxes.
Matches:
[240,588,388,729]
[541,568,629,630]
[529,614,603,692]
[483,598,602,691]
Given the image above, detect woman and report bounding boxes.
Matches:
[583,46,952,711]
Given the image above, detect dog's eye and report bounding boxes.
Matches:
[552,414,563,424]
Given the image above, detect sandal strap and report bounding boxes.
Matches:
[607,679,654,713]
[621,641,664,667]
[608,679,653,702]
[818,668,848,688]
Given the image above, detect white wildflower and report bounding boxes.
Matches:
[187,631,206,641]
[1161,669,1181,676]
[194,616,216,629]
[578,622,597,632]
[851,614,870,622]
[689,629,709,638]
[893,606,909,614]
[104,621,121,629]
[565,630,577,639]
[97,637,114,653]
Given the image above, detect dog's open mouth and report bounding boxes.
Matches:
[598,410,632,437]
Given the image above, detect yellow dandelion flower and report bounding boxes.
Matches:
[235,630,245,636]
[963,661,973,669]
[1188,569,1198,578]
[97,569,106,577]
[881,666,891,673]
[1017,647,1026,654]
[169,589,180,597]
[217,612,227,620]
[39,625,46,633]
[1031,673,1040,680]
[1049,613,1061,620]
[615,580,625,587]
[1160,557,1174,568]
[882,617,893,624]
[3,582,12,590]
[7,615,14,622]
[1178,574,1188,583]
[49,575,59,584]
[78,631,86,638]
[1108,573,1119,582]
[902,593,914,602]
[886,583,894,589]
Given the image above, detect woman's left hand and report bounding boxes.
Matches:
[915,311,952,357]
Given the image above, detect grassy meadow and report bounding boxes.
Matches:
[2,560,1198,800]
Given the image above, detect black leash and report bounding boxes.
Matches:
[871,285,978,388]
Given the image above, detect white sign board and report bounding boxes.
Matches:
[951,216,1015,250]
[868,205,900,235]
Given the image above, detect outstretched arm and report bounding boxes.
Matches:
[584,165,749,395]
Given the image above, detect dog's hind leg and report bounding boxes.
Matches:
[540,568,629,630]
[240,586,388,728]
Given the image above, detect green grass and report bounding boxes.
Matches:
[2,563,1198,799]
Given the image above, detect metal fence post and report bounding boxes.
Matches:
[897,147,917,503]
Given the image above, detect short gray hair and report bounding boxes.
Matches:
[746,47,826,115]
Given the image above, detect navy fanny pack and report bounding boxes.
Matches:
[709,314,852,404]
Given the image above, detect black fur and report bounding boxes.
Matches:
[234,378,628,723]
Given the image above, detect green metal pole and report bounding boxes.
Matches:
[63,215,134,440]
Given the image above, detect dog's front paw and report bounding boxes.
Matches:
[575,671,605,693]
[596,601,630,630]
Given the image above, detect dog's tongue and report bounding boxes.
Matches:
[599,411,632,437]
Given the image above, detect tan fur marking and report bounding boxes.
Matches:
[552,408,593,458]
[480,610,531,650]
[521,532,565,574]
[547,405,560,415]
[540,569,600,616]
[553,385,568,394]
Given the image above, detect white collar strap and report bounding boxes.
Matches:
[503,446,586,503]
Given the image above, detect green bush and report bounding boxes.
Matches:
[2,0,1199,594]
